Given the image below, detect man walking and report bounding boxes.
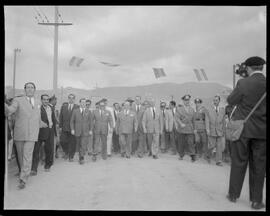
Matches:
[5,82,47,189]
[112,102,121,154]
[166,101,178,155]
[31,94,57,174]
[116,101,138,158]
[70,98,93,164]
[226,56,266,210]
[159,102,167,153]
[92,100,113,161]
[174,95,196,162]
[142,98,163,159]
[205,95,226,166]
[59,94,78,162]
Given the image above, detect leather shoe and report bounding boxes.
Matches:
[126,155,130,159]
[226,194,237,203]
[121,153,125,157]
[69,158,74,162]
[79,160,85,165]
[153,155,158,159]
[17,180,26,190]
[179,156,183,160]
[92,155,97,162]
[30,171,37,176]
[216,161,223,166]
[251,202,265,210]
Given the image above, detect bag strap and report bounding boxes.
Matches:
[229,106,237,120]
[244,92,266,123]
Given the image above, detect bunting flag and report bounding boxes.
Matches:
[193,69,202,81]
[69,56,84,67]
[100,61,120,67]
[153,68,166,79]
[200,68,208,81]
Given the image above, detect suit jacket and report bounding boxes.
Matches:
[159,109,167,132]
[116,110,138,134]
[194,106,208,131]
[142,107,163,134]
[48,104,58,136]
[59,103,79,132]
[205,106,226,137]
[131,104,145,133]
[227,73,266,139]
[92,109,113,135]
[174,105,195,134]
[164,109,174,132]
[5,96,41,142]
[70,108,92,137]
[38,105,57,141]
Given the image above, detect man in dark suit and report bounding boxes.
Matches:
[112,102,121,154]
[31,94,57,174]
[70,98,93,164]
[59,94,79,162]
[226,56,266,210]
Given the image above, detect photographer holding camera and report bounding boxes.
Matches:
[226,56,266,210]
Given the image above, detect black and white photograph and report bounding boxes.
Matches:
[3,5,266,211]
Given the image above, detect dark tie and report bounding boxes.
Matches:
[163,110,165,118]
[28,98,33,108]
[114,111,117,120]
[153,108,155,119]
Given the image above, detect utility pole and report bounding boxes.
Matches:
[12,48,21,97]
[38,6,72,95]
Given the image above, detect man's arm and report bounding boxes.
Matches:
[59,105,64,129]
[142,110,147,133]
[5,99,19,116]
[227,80,243,106]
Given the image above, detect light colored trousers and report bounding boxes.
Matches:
[15,141,35,183]
[208,136,225,163]
[119,133,133,156]
[107,131,113,155]
[146,133,160,156]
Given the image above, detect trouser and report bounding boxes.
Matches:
[60,131,76,159]
[112,131,120,153]
[87,135,93,154]
[76,136,89,160]
[160,130,166,151]
[44,128,54,169]
[13,144,21,172]
[223,139,232,161]
[207,136,225,163]
[228,137,266,203]
[195,130,208,156]
[136,131,147,156]
[93,134,107,159]
[107,130,113,155]
[165,130,177,153]
[119,133,133,156]
[146,133,160,156]
[132,131,140,154]
[177,133,195,158]
[15,141,35,183]
[31,141,42,172]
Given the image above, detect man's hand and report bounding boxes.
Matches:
[206,129,210,135]
[180,123,186,128]
[40,121,48,128]
[71,130,75,135]
[89,131,93,136]
[109,128,113,133]
[194,129,197,134]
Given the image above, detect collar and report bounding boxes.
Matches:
[250,70,264,77]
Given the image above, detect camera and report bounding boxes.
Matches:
[235,63,249,78]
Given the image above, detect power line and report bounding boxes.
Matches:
[38,6,50,23]
[33,7,45,23]
[57,8,64,23]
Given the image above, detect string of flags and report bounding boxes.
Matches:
[99,61,121,67]
[69,56,84,67]
[153,68,166,79]
[193,68,208,81]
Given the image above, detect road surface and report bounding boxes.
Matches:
[4,153,266,211]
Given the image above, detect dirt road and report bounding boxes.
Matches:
[4,153,266,211]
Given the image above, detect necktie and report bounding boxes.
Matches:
[215,107,218,113]
[163,110,165,118]
[114,110,117,120]
[153,108,155,119]
[28,97,33,108]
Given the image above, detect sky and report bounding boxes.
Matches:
[4,6,266,90]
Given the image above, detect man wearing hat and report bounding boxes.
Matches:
[142,98,163,159]
[92,99,113,161]
[159,101,167,153]
[174,94,196,162]
[115,101,138,158]
[226,56,266,210]
[193,98,208,159]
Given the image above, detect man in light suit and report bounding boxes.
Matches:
[142,99,163,159]
[31,94,57,175]
[92,100,113,161]
[132,96,147,158]
[59,94,79,162]
[116,101,138,158]
[159,102,167,153]
[70,98,93,164]
[112,102,121,154]
[226,56,266,210]
[5,82,47,189]
[103,99,115,157]
[174,95,196,162]
[205,95,226,166]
